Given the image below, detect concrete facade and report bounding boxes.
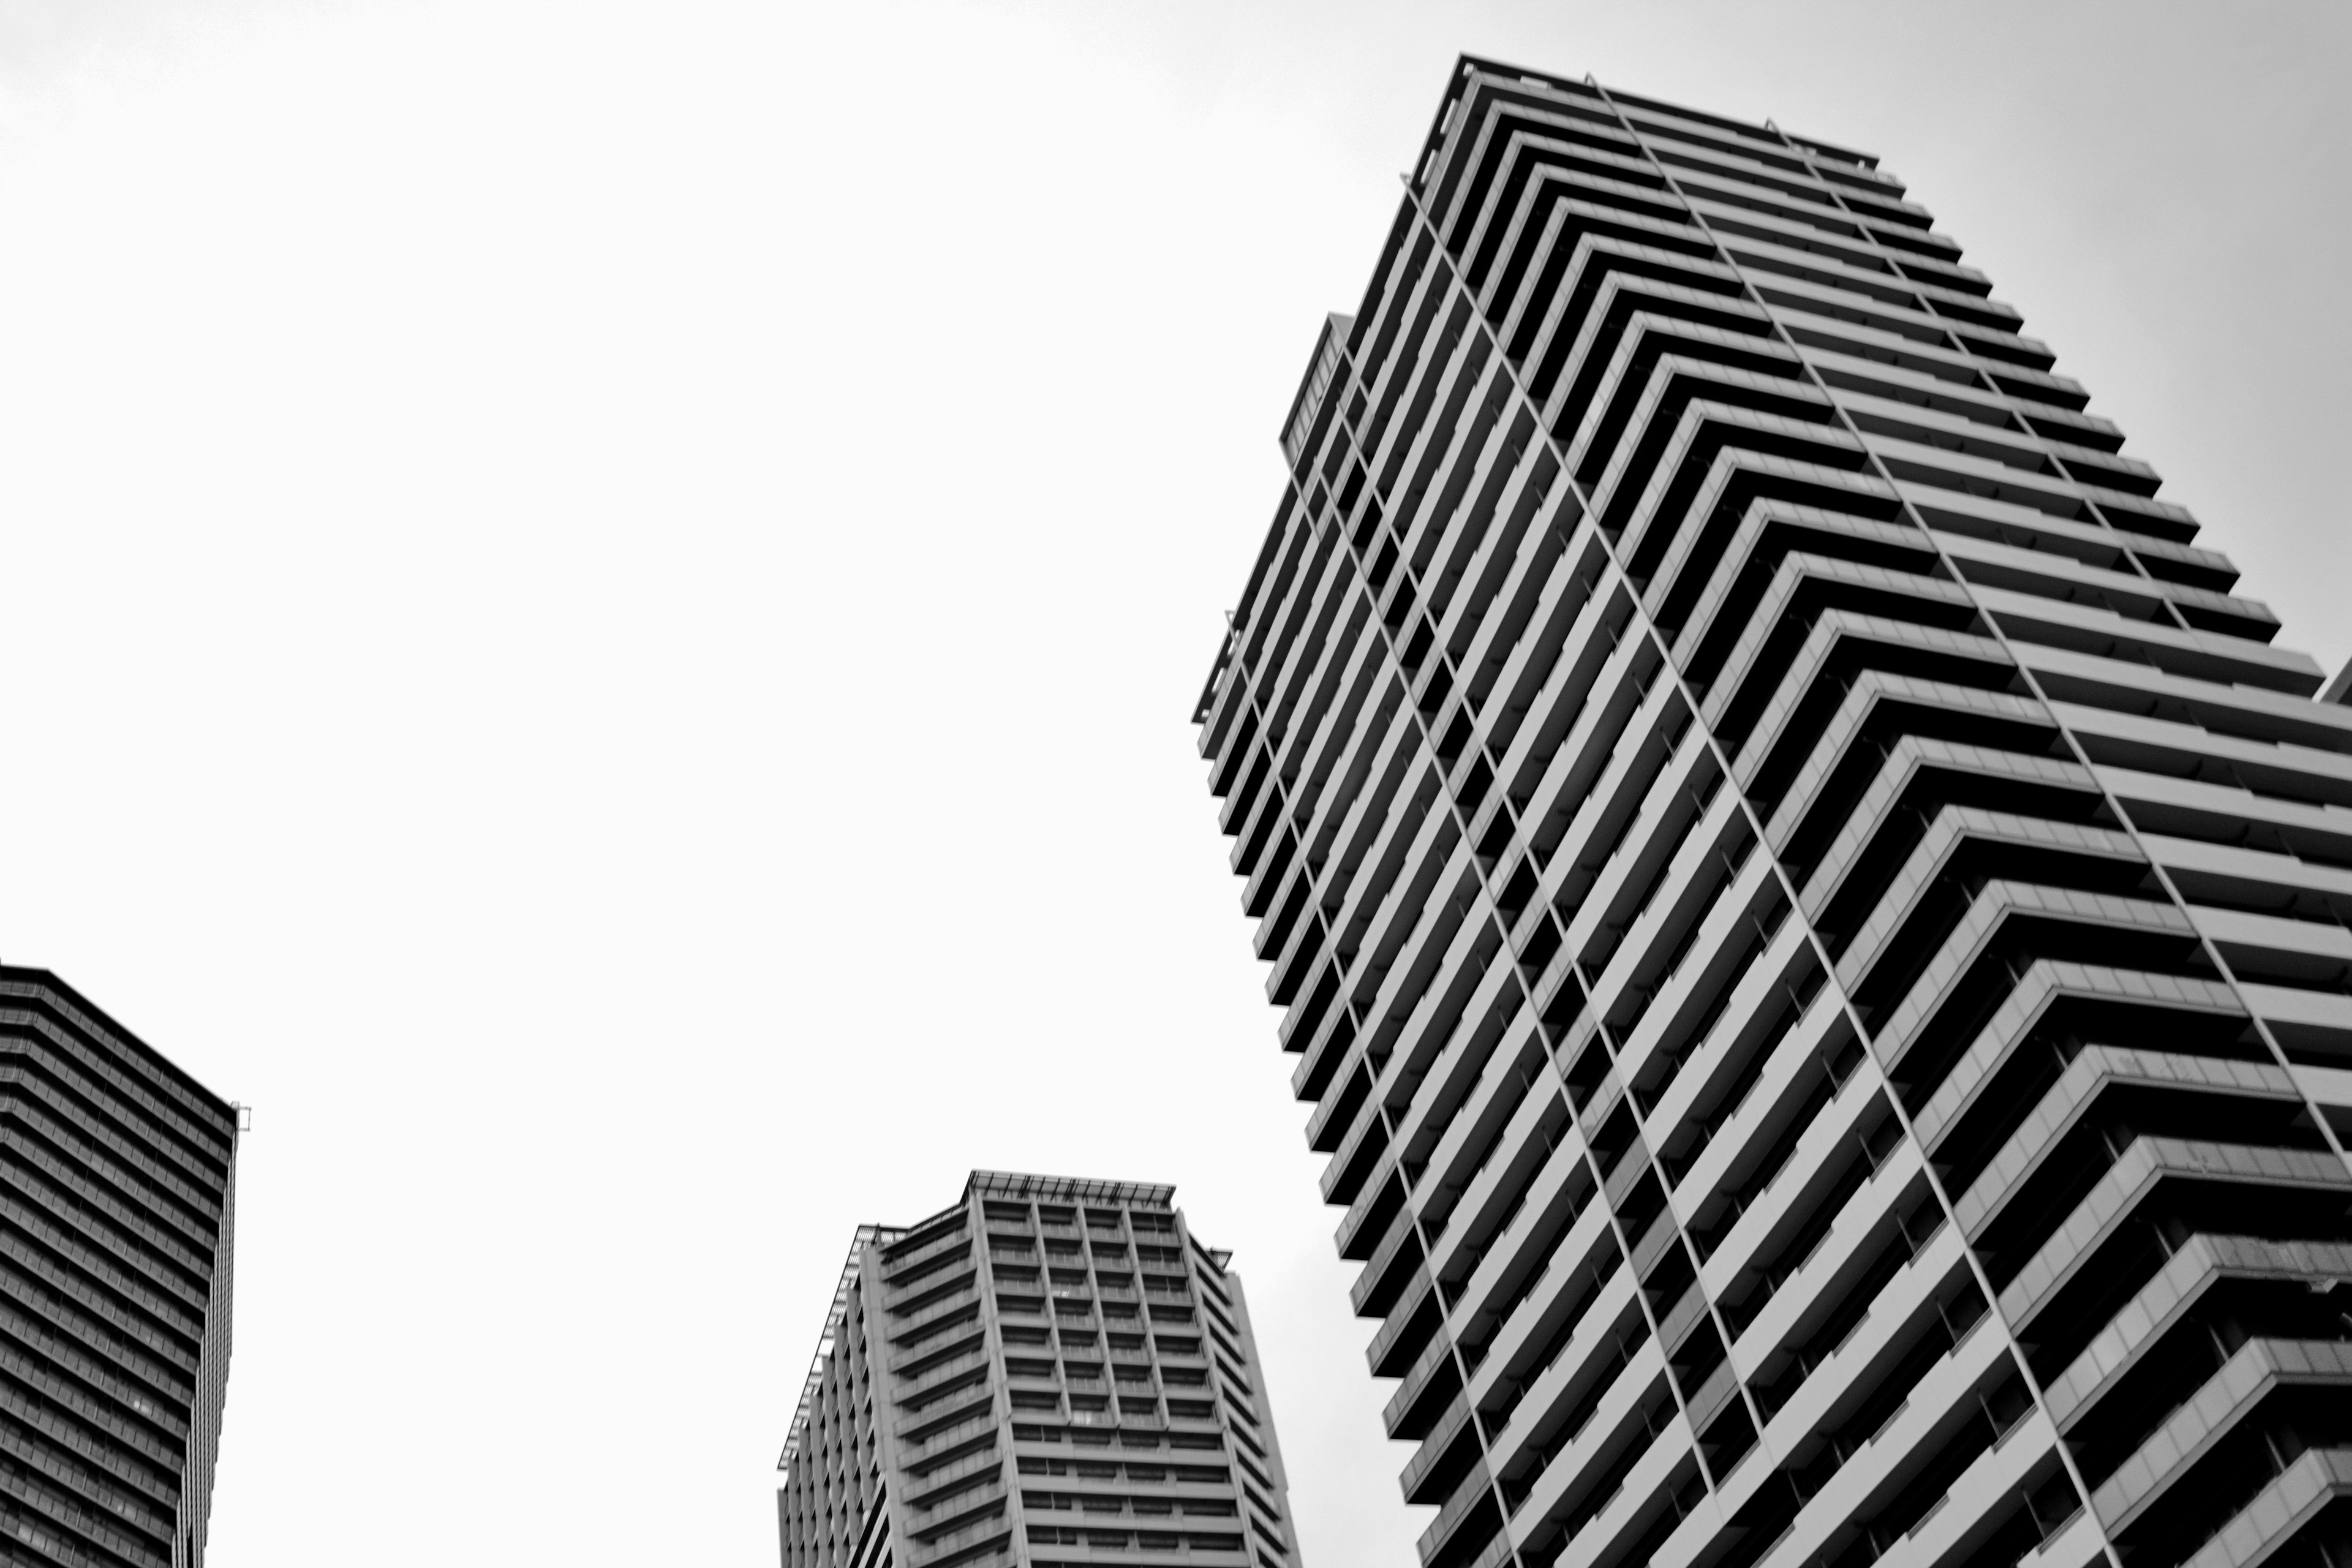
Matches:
[1194,56,2352,1568]
[0,969,239,1568]
[775,1172,1302,1568]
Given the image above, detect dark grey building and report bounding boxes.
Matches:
[0,968,239,1568]
[1196,56,2352,1568]
[776,1171,1300,1568]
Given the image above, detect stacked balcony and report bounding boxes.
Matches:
[1199,56,2352,1568]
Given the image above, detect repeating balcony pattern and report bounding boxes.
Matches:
[777,1173,1302,1568]
[0,970,239,1568]
[1196,56,2352,1568]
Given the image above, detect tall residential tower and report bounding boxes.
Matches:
[1196,58,2352,1568]
[776,1172,1300,1568]
[0,968,240,1568]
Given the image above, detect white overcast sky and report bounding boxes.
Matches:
[0,1,2342,1563]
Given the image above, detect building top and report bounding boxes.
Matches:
[0,963,238,1128]
[1413,55,1890,210]
[778,1169,1188,1468]
[963,1167,1176,1209]
[777,1170,1299,1566]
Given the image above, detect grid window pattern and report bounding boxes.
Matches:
[777,1173,1302,1568]
[1195,56,2352,1568]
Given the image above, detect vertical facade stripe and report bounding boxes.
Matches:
[1198,56,2352,1568]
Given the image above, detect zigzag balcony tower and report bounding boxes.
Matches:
[1193,55,2352,1568]
[775,1172,1302,1568]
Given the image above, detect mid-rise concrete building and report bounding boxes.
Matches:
[1195,56,2352,1568]
[0,968,239,1568]
[776,1171,1300,1568]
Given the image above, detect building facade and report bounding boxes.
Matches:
[776,1171,1301,1568]
[0,968,240,1568]
[1194,58,2352,1568]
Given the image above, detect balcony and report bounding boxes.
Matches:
[895,1383,997,1445]
[881,1226,973,1290]
[1399,1388,1477,1506]
[2179,1446,2352,1568]
[905,1510,1010,1568]
[905,1405,1001,1464]
[905,1447,1003,1511]
[894,1349,990,1407]
[1417,1452,1503,1568]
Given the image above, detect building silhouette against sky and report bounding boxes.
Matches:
[0,968,239,1568]
[775,1171,1300,1568]
[1195,55,2352,1568]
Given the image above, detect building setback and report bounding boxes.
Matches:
[775,1172,1301,1568]
[1194,56,2352,1568]
[0,968,239,1568]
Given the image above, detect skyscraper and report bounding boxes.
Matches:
[1195,56,2352,1568]
[0,967,240,1568]
[775,1171,1301,1568]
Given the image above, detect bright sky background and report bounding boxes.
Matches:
[0,1,2342,1563]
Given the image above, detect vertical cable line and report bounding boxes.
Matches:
[1591,74,2352,1562]
[1586,81,2128,1564]
[1741,127,2352,1190]
[1354,157,1818,1540]
[1279,303,1699,1566]
[1392,78,2111,1568]
[1242,164,1792,1556]
[1567,88,2127,1557]
[1216,478,1539,1561]
[1605,89,2352,1210]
